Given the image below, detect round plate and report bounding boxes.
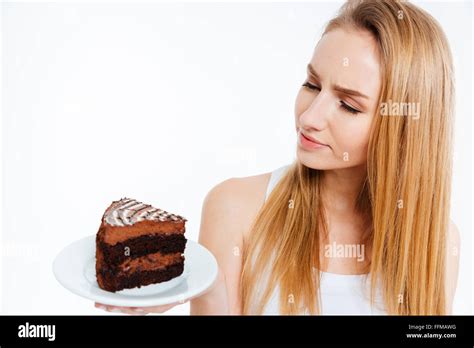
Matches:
[53,235,218,307]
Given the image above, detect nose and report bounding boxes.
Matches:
[298,91,331,131]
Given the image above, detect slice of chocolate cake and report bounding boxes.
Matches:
[96,197,187,292]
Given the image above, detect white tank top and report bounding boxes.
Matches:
[259,164,387,315]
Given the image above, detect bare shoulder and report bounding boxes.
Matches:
[205,173,270,218]
[201,171,271,240]
[206,171,271,202]
[445,220,460,314]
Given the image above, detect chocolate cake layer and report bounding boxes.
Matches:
[119,251,184,273]
[97,230,186,266]
[101,220,185,245]
[97,262,184,292]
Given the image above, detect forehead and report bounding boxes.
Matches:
[311,28,381,99]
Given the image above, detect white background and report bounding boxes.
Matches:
[1,0,472,315]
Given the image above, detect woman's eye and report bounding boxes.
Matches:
[301,82,361,115]
[340,101,360,115]
[302,82,321,91]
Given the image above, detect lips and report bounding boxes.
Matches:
[300,131,328,147]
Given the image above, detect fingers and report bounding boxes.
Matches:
[95,303,149,315]
[94,298,190,315]
[114,307,148,315]
[149,302,182,313]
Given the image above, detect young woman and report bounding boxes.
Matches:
[96,0,460,315]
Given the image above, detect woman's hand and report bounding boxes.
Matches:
[94,300,186,315]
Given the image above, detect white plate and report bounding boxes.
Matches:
[53,235,218,307]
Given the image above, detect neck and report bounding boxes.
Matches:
[320,164,367,215]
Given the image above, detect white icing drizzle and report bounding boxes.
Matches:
[103,197,186,227]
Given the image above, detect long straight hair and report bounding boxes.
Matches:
[241,0,454,315]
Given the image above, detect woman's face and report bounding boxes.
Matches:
[295,28,381,170]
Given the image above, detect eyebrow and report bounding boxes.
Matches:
[307,64,369,100]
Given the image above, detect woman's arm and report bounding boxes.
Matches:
[191,178,249,315]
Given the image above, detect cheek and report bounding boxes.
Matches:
[328,117,371,161]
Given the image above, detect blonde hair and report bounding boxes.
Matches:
[241,0,454,315]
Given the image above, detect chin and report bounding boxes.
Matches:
[296,147,354,171]
[296,148,333,170]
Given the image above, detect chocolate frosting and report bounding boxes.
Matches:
[102,197,187,227]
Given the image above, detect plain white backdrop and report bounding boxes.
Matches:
[1,0,472,315]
